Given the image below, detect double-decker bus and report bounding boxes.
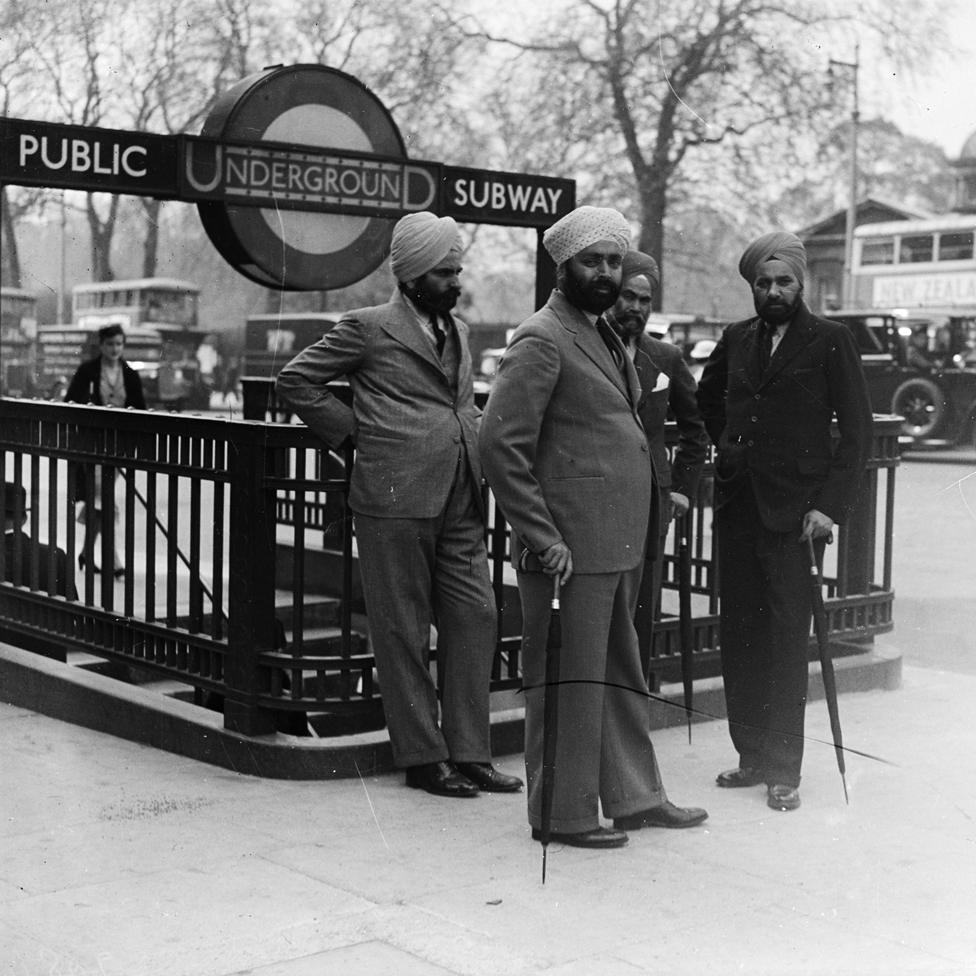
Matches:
[0,286,39,397]
[46,278,211,408]
[851,215,976,367]
[841,216,976,446]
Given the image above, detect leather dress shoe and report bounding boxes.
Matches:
[455,762,523,793]
[531,826,628,849]
[405,761,478,798]
[716,766,765,788]
[613,801,708,830]
[767,784,801,811]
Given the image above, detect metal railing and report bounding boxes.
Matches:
[1,393,901,738]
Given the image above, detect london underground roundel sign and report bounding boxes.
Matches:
[197,64,408,290]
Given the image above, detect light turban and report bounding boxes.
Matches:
[389,211,463,283]
[543,206,631,267]
[739,231,807,285]
[621,250,660,290]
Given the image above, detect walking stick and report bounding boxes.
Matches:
[676,510,695,743]
[806,536,849,804]
[540,574,561,885]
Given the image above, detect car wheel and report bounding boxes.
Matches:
[891,378,946,439]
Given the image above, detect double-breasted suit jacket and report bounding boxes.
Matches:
[697,303,872,532]
[480,290,671,834]
[276,289,496,769]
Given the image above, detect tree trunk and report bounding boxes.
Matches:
[1,186,23,288]
[636,175,669,311]
[141,198,162,278]
[86,193,119,282]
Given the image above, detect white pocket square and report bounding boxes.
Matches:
[651,373,671,393]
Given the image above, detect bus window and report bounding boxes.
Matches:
[860,238,894,265]
[900,235,934,264]
[938,231,974,262]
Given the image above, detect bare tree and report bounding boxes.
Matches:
[451,0,951,308]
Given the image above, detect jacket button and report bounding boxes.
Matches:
[751,415,758,422]
[747,439,755,447]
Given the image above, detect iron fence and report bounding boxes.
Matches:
[1,394,901,738]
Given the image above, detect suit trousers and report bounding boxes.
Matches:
[518,564,666,834]
[353,458,496,768]
[716,487,823,787]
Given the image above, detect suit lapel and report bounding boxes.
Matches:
[759,309,816,388]
[379,294,444,374]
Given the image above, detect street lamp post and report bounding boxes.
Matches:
[829,44,860,309]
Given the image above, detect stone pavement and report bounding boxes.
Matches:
[2,652,976,976]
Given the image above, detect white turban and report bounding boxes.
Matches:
[389,211,463,282]
[543,206,631,266]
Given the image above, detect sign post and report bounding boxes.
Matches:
[1,64,574,296]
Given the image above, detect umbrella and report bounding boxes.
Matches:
[677,510,695,742]
[539,574,561,884]
[806,536,849,804]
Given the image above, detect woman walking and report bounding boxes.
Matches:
[65,324,146,576]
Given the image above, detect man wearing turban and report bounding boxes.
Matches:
[481,207,708,850]
[277,211,522,799]
[605,251,708,681]
[696,230,872,812]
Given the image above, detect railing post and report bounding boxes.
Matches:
[223,431,277,736]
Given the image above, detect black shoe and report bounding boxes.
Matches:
[716,766,765,788]
[531,826,628,849]
[405,761,479,798]
[455,762,523,793]
[767,784,801,811]
[78,554,101,572]
[614,801,708,830]
[113,566,125,579]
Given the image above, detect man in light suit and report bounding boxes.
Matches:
[480,206,707,850]
[276,211,522,799]
[696,231,872,812]
[606,251,708,681]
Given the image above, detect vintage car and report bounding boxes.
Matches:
[829,309,976,449]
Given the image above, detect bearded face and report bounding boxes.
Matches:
[559,242,623,314]
[752,258,803,326]
[403,264,462,315]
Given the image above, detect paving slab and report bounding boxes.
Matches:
[2,659,976,976]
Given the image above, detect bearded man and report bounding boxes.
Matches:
[480,206,707,851]
[276,211,522,799]
[606,251,707,681]
[696,231,872,812]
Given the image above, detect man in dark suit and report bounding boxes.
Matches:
[606,251,708,680]
[2,482,76,599]
[696,231,873,812]
[480,206,707,850]
[276,211,521,799]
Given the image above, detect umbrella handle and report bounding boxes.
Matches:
[551,574,560,609]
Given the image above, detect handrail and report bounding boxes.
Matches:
[0,396,901,733]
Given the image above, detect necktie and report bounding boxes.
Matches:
[596,316,624,373]
[429,314,447,357]
[759,322,776,371]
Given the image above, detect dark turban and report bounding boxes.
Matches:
[739,231,807,285]
[621,250,660,290]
